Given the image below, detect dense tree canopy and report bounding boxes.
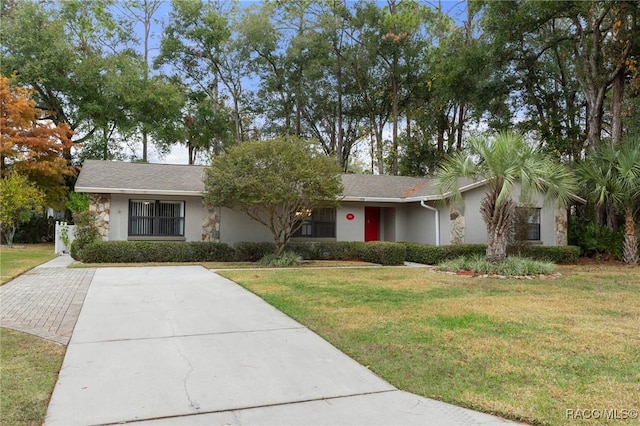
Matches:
[1,0,638,259]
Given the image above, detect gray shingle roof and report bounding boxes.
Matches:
[75,160,481,200]
[75,160,207,195]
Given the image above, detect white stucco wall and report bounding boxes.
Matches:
[449,185,562,246]
[218,207,273,245]
[109,194,204,241]
[337,203,365,241]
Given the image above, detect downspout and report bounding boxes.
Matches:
[420,199,440,246]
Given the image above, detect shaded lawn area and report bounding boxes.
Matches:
[0,328,65,426]
[220,265,640,425]
[0,244,56,285]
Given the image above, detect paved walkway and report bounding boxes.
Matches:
[0,255,94,345]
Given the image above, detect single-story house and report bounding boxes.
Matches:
[75,160,577,247]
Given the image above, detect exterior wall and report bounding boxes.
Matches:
[89,194,111,240]
[337,203,365,242]
[217,207,273,245]
[403,203,435,244]
[383,208,396,242]
[453,185,565,247]
[108,194,204,242]
[459,186,487,244]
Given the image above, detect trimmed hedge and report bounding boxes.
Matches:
[401,242,579,264]
[233,242,276,262]
[233,241,405,265]
[80,241,235,263]
[400,242,486,264]
[76,239,579,265]
[507,245,580,264]
[288,241,365,261]
[357,241,406,265]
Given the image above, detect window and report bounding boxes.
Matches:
[293,208,336,238]
[129,200,185,237]
[516,207,541,241]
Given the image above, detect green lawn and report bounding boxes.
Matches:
[0,328,65,426]
[221,264,640,426]
[1,243,62,425]
[0,244,56,285]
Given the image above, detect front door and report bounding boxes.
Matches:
[364,207,379,241]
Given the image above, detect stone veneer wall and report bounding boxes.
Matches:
[449,207,465,244]
[89,193,111,240]
[201,201,220,242]
[555,208,568,246]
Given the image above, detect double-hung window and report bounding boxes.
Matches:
[129,200,185,237]
[293,208,336,238]
[518,207,541,241]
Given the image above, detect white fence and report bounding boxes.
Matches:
[54,221,76,254]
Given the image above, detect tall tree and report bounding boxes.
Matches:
[478,0,638,153]
[157,0,245,154]
[438,132,577,262]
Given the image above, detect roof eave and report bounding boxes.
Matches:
[75,187,203,197]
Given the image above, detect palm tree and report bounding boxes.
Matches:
[438,132,578,262]
[579,137,640,265]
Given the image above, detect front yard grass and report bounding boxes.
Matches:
[0,244,56,285]
[220,264,640,425]
[0,328,65,426]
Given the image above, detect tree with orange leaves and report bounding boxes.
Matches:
[0,75,75,207]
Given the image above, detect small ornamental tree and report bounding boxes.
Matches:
[0,75,75,207]
[203,137,343,256]
[579,137,640,265]
[0,172,45,246]
[438,132,577,262]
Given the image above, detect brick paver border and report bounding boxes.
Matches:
[0,264,95,345]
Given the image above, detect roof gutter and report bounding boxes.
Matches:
[420,199,440,246]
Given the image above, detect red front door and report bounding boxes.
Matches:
[365,207,379,241]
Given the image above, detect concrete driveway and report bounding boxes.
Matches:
[45,265,519,425]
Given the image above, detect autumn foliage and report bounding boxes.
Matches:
[0,75,75,206]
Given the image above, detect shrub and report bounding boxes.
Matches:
[569,220,623,259]
[357,241,406,265]
[446,244,487,259]
[401,242,579,265]
[437,255,555,276]
[401,242,447,265]
[287,241,364,261]
[258,251,303,267]
[69,211,100,261]
[234,242,276,262]
[79,241,235,263]
[497,257,555,276]
[508,245,580,264]
[13,214,55,243]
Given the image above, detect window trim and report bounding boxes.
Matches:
[293,207,336,239]
[128,199,186,238]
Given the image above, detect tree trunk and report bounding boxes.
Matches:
[611,68,625,143]
[480,191,515,262]
[622,207,638,265]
